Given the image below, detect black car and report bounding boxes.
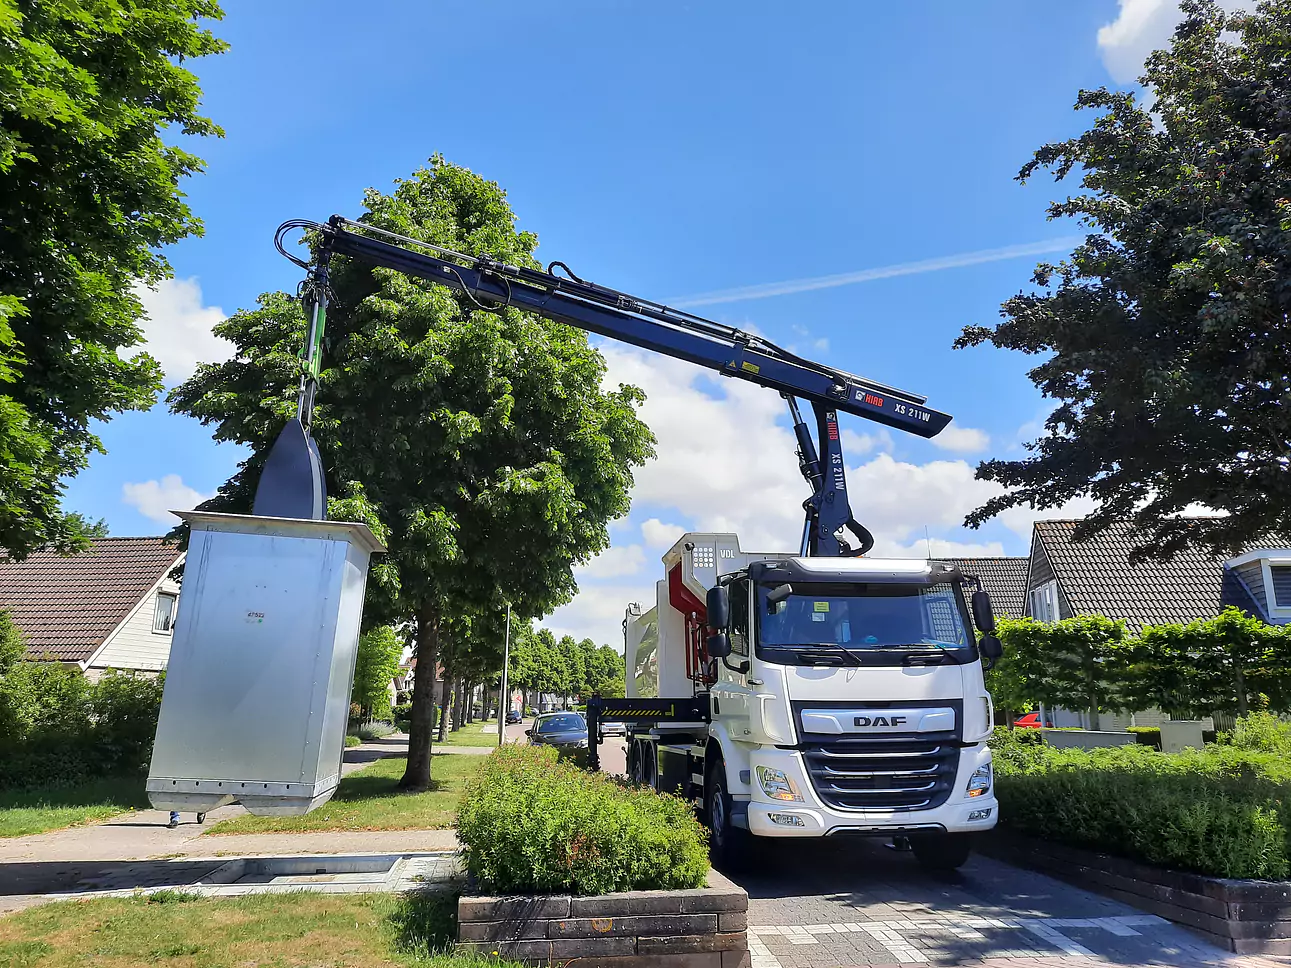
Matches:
[506,709,523,725]
[526,712,588,748]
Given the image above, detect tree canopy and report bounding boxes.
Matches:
[172,157,653,787]
[0,0,226,559]
[957,0,1291,559]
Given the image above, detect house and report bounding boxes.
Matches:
[1022,519,1290,631]
[0,537,185,679]
[1014,518,1291,729]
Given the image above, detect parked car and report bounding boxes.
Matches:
[599,719,626,737]
[1014,712,1052,728]
[526,712,588,748]
[505,709,522,725]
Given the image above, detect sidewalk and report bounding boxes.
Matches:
[0,735,458,913]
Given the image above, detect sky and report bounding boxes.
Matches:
[64,0,1209,650]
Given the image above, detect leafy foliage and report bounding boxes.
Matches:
[995,615,1129,717]
[171,157,653,789]
[351,626,403,721]
[506,623,625,702]
[992,727,1291,879]
[0,0,226,559]
[0,664,164,789]
[957,0,1291,559]
[457,744,708,895]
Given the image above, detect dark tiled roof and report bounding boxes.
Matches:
[947,557,1029,619]
[1033,519,1287,631]
[0,538,183,663]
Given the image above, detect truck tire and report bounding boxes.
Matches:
[706,761,751,872]
[911,833,972,871]
[631,740,657,789]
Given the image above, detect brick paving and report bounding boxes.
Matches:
[728,837,1288,968]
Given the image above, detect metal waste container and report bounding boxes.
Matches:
[147,510,385,816]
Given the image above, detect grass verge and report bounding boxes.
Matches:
[0,889,522,968]
[435,720,501,749]
[206,755,478,834]
[0,775,149,838]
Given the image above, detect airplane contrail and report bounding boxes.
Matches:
[669,236,1083,309]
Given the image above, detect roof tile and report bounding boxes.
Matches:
[947,557,1029,619]
[0,538,184,663]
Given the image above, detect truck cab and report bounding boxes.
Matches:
[614,533,999,871]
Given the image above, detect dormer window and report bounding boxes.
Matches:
[1226,550,1291,620]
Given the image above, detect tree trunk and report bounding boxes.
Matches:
[400,602,441,791]
[452,679,465,732]
[437,656,453,743]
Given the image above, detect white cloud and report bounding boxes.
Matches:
[1097,0,1252,84]
[133,277,232,385]
[550,345,1103,648]
[641,518,686,550]
[121,474,213,525]
[931,424,990,454]
[575,544,646,579]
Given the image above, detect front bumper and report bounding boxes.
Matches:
[744,745,998,837]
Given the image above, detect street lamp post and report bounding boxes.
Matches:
[497,603,511,748]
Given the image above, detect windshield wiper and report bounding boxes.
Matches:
[795,647,861,667]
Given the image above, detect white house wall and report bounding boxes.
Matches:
[89,574,181,673]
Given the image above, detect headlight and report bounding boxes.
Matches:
[756,766,803,802]
[966,763,992,798]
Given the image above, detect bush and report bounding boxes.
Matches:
[354,721,395,741]
[1225,712,1291,756]
[393,702,412,732]
[457,745,708,895]
[1126,726,1162,749]
[0,664,164,789]
[994,729,1291,879]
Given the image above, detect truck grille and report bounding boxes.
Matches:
[800,736,959,811]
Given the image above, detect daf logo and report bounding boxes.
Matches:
[854,715,906,728]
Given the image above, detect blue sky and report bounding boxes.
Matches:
[64,0,1187,646]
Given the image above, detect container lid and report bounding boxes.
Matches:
[173,510,387,554]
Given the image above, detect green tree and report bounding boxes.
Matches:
[171,158,653,788]
[0,0,226,559]
[957,0,1291,559]
[996,615,1130,722]
[352,625,403,721]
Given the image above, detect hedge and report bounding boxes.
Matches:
[0,664,164,789]
[457,744,708,895]
[991,726,1291,879]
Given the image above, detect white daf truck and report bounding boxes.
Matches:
[590,532,1002,871]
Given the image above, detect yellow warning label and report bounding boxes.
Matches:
[813,601,830,612]
[741,361,760,374]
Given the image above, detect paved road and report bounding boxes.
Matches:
[721,836,1282,968]
[504,718,629,776]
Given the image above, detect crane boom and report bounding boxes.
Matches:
[254,217,955,557]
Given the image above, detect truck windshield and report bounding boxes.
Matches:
[756,582,970,651]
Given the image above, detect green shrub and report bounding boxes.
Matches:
[0,664,164,789]
[393,702,412,732]
[457,744,708,895]
[355,721,395,741]
[344,735,362,748]
[1226,712,1291,756]
[994,735,1291,879]
[1126,726,1162,749]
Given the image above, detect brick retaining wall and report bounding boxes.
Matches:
[982,829,1291,954]
[457,869,749,968]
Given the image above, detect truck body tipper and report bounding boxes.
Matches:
[599,533,996,869]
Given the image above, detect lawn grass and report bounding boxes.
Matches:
[0,775,149,838]
[435,720,502,749]
[205,755,480,834]
[0,888,523,968]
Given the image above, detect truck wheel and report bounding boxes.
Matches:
[911,833,972,871]
[706,763,751,871]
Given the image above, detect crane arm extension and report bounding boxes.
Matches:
[314,217,953,440]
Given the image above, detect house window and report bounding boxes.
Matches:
[1271,565,1291,610]
[153,592,177,634]
[1029,580,1060,623]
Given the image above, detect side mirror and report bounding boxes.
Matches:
[979,634,1003,660]
[765,583,793,613]
[971,590,996,634]
[707,632,732,659]
[706,585,730,629]
[524,728,533,736]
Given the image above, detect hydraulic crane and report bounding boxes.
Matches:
[256,216,954,558]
